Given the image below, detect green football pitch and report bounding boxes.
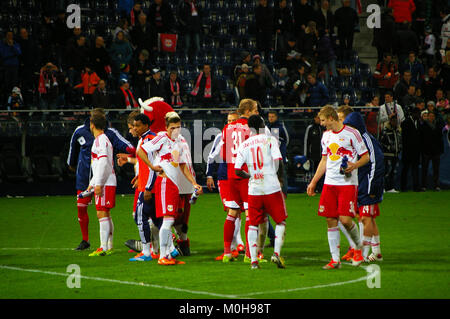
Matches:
[0,192,449,299]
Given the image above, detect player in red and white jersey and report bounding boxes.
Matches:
[137,111,202,265]
[307,106,370,269]
[235,115,288,269]
[86,112,117,257]
[220,99,259,263]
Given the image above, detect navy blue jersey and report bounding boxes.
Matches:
[67,118,135,191]
[344,112,385,206]
[205,132,227,181]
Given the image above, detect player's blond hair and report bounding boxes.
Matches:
[165,111,181,127]
[336,105,354,118]
[127,110,140,124]
[237,99,257,116]
[318,105,339,121]
[91,108,105,117]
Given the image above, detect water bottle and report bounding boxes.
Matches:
[339,156,351,178]
[189,189,199,205]
[78,189,94,199]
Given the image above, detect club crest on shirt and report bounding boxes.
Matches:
[319,205,325,213]
[171,149,180,167]
[167,205,173,212]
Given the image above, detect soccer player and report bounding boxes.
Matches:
[67,108,135,251]
[235,115,288,269]
[137,111,202,265]
[206,111,246,260]
[221,99,259,263]
[342,111,385,262]
[85,111,117,256]
[124,113,158,261]
[307,105,370,269]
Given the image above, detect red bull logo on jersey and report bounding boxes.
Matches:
[327,143,354,161]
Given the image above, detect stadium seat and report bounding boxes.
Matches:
[0,144,30,182]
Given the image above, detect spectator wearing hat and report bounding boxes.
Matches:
[235,63,250,101]
[130,49,152,100]
[255,0,274,55]
[148,68,166,99]
[165,70,184,107]
[7,87,24,118]
[342,93,352,106]
[74,65,101,106]
[191,64,219,107]
[92,79,111,109]
[116,78,139,109]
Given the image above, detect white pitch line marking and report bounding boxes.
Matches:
[0,265,241,299]
[0,254,377,298]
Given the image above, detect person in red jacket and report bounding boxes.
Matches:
[388,0,416,25]
[373,52,400,104]
[74,65,101,106]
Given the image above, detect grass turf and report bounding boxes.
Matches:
[0,191,449,299]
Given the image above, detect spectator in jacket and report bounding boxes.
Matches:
[255,0,274,55]
[293,0,315,37]
[422,66,443,102]
[244,64,266,105]
[394,22,419,63]
[334,0,359,56]
[65,35,89,87]
[276,35,303,71]
[401,85,418,113]
[0,31,22,93]
[7,87,24,117]
[304,113,324,174]
[253,54,274,90]
[388,0,416,25]
[267,110,289,194]
[130,1,144,27]
[74,66,101,106]
[274,0,294,52]
[400,51,424,88]
[299,21,319,73]
[190,64,220,107]
[423,26,436,69]
[440,7,450,49]
[236,64,250,101]
[17,28,37,104]
[379,91,405,129]
[373,7,396,62]
[306,73,329,106]
[109,31,133,83]
[315,0,334,35]
[379,115,402,192]
[272,67,290,106]
[286,78,308,107]
[90,36,111,81]
[420,111,444,191]
[148,67,166,99]
[394,70,412,101]
[374,52,400,102]
[317,29,338,87]
[166,70,184,107]
[116,78,139,109]
[148,0,176,36]
[38,62,66,110]
[177,0,202,56]
[234,51,252,82]
[130,49,152,99]
[92,79,111,109]
[130,13,156,60]
[400,107,422,191]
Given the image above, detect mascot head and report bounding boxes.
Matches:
[138,97,174,133]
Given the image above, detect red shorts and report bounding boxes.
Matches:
[359,204,380,218]
[248,191,288,226]
[175,194,191,225]
[77,190,92,207]
[155,176,179,218]
[94,185,116,212]
[318,184,358,218]
[226,178,248,211]
[217,179,229,211]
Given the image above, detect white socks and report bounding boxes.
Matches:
[274,222,286,256]
[362,236,372,259]
[348,222,361,249]
[159,218,174,259]
[248,225,258,263]
[338,221,356,249]
[372,235,381,255]
[327,227,340,262]
[257,220,268,254]
[107,218,114,251]
[99,217,111,251]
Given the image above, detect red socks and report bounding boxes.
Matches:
[223,214,236,255]
[77,204,89,241]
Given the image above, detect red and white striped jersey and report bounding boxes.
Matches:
[90,133,116,187]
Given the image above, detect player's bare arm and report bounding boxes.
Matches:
[307,155,327,196]
[117,153,136,166]
[344,153,370,174]
[130,175,138,188]
[206,177,215,191]
[235,169,251,179]
[180,163,203,194]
